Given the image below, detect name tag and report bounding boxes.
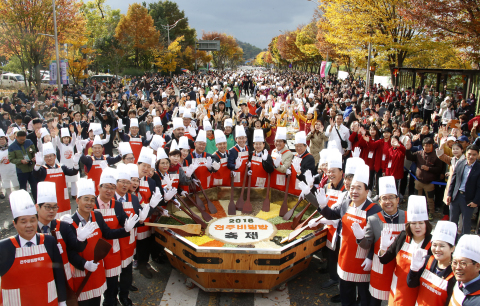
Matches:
[368,151,373,158]
[388,161,392,168]
[382,154,386,161]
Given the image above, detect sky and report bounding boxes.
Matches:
[104,0,318,49]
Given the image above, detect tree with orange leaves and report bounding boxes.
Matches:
[201,32,242,70]
[114,3,160,68]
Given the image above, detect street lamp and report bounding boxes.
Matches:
[160,17,185,46]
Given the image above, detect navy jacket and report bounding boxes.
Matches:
[227,144,250,170]
[33,163,79,181]
[36,219,87,253]
[448,159,480,205]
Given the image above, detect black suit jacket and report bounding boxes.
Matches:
[37,219,87,253]
[448,159,480,205]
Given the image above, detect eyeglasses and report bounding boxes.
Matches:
[43,205,59,211]
[101,186,116,191]
[124,157,135,162]
[117,180,131,185]
[452,260,474,269]
[380,195,398,202]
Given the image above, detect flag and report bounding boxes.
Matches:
[320,61,327,77]
[325,62,332,77]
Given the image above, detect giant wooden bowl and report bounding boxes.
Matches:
[154,186,327,293]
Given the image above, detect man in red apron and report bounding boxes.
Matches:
[270,127,293,192]
[227,125,250,187]
[248,130,275,188]
[450,235,480,306]
[79,135,123,195]
[33,142,80,218]
[211,130,231,187]
[289,131,316,196]
[355,176,408,305]
[69,178,138,306]
[182,110,197,141]
[119,118,149,163]
[165,118,194,154]
[0,190,67,305]
[184,130,213,190]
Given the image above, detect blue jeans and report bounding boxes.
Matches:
[16,171,37,201]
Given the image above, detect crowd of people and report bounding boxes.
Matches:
[0,69,480,306]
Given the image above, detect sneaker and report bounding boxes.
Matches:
[330,294,341,303]
[138,264,153,279]
[429,213,434,221]
[0,192,5,199]
[132,260,138,269]
[321,279,338,289]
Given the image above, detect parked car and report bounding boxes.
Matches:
[0,73,24,87]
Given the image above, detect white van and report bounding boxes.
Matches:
[0,73,24,87]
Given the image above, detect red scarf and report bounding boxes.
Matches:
[168,163,181,172]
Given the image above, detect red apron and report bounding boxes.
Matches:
[288,153,312,196]
[270,149,288,192]
[250,155,268,188]
[86,156,105,196]
[184,129,194,141]
[95,199,121,278]
[232,146,249,187]
[43,165,70,218]
[449,282,480,306]
[324,184,345,251]
[212,152,231,187]
[369,212,407,300]
[118,193,137,268]
[137,178,152,240]
[188,152,212,189]
[168,170,180,190]
[129,136,142,164]
[71,213,107,301]
[0,235,58,306]
[52,220,74,289]
[389,235,432,306]
[337,202,376,283]
[416,256,454,306]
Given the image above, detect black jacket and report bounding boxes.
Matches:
[448,159,480,205]
[33,163,79,181]
[36,219,87,253]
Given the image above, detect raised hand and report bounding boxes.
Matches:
[351,222,366,240]
[35,152,44,166]
[124,213,140,232]
[305,169,314,188]
[315,188,330,209]
[273,154,281,168]
[352,147,361,158]
[77,221,96,242]
[206,156,212,169]
[292,157,301,173]
[211,161,221,171]
[380,228,395,251]
[164,188,177,201]
[139,204,150,222]
[410,248,426,272]
[235,157,242,169]
[149,187,163,208]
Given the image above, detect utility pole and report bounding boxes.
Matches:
[160,18,184,76]
[52,0,62,99]
[366,41,372,93]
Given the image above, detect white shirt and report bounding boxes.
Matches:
[19,235,37,248]
[325,124,351,154]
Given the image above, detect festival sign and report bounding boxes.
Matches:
[206,216,277,245]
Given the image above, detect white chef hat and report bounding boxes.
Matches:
[40,127,50,139]
[249,97,256,102]
[130,118,139,128]
[275,127,287,141]
[157,148,168,160]
[253,129,264,143]
[76,178,96,198]
[116,164,131,181]
[100,167,117,185]
[43,142,56,156]
[149,135,165,151]
[327,152,343,170]
[183,111,192,119]
[138,147,153,164]
[224,119,233,127]
[118,142,133,156]
[319,149,329,165]
[153,117,162,127]
[308,93,315,99]
[93,125,103,136]
[307,108,315,114]
[196,130,207,143]
[127,163,139,179]
[352,163,370,185]
[432,221,457,246]
[179,107,185,115]
[173,118,183,130]
[10,190,36,219]
[203,120,213,131]
[0,129,5,137]
[60,127,70,138]
[92,135,103,146]
[235,125,247,138]
[295,131,307,145]
[178,136,190,150]
[170,140,178,152]
[162,92,168,98]
[407,195,429,222]
[379,176,397,196]
[214,130,227,143]
[453,235,480,263]
[345,157,364,175]
[36,181,57,204]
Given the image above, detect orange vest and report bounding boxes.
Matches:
[232,146,249,188]
[270,149,288,192]
[324,183,345,251]
[212,152,231,187]
[95,198,121,278]
[136,177,152,240]
[43,165,70,218]
[118,193,137,268]
[416,256,454,306]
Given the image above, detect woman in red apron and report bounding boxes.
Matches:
[249,130,275,188]
[407,221,457,306]
[379,195,433,306]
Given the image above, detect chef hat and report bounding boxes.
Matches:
[345,157,364,175]
[249,97,255,102]
[432,221,457,246]
[153,117,162,127]
[352,163,370,185]
[178,136,190,150]
[170,140,178,152]
[308,93,315,99]
[275,127,287,141]
[235,125,247,138]
[93,125,103,136]
[203,120,212,131]
[307,107,315,114]
[118,142,133,156]
[40,127,50,139]
[37,181,57,204]
[127,163,139,179]
[76,178,96,198]
[379,176,397,196]
[214,130,227,143]
[196,130,207,143]
[173,118,183,130]
[295,131,307,145]
[407,195,429,222]
[157,148,168,160]
[116,164,131,181]
[319,149,329,164]
[130,118,139,128]
[92,135,103,146]
[224,119,233,127]
[453,235,480,263]
[138,147,153,164]
[100,167,117,185]
[327,152,343,170]
[10,190,36,219]
[42,142,56,156]
[179,107,185,115]
[253,129,264,143]
[162,92,168,98]
[61,127,70,138]
[149,135,165,151]
[0,129,5,137]
[183,111,192,119]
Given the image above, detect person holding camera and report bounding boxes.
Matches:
[325,113,351,166]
